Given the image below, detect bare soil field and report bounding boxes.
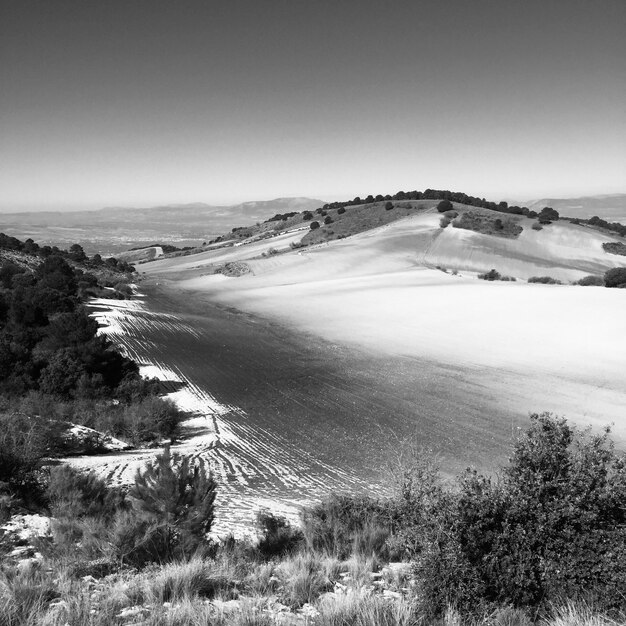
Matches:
[79,212,626,533]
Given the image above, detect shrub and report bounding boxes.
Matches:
[113,282,132,296]
[256,510,303,558]
[437,200,453,212]
[478,269,502,281]
[0,413,66,507]
[602,242,626,256]
[324,216,333,225]
[120,446,217,564]
[604,267,626,288]
[415,413,626,615]
[531,222,543,231]
[440,217,451,228]
[47,465,125,520]
[275,554,330,608]
[302,211,313,221]
[310,221,320,230]
[528,276,562,284]
[575,275,604,286]
[537,207,559,224]
[301,494,391,559]
[337,207,346,214]
[385,202,394,211]
[444,210,458,218]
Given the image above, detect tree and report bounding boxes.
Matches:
[537,207,559,224]
[69,243,87,262]
[385,202,394,211]
[604,267,626,288]
[437,200,453,213]
[127,446,217,561]
[310,221,320,230]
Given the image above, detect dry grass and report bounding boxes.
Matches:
[274,553,331,608]
[316,591,417,625]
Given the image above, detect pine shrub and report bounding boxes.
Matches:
[123,446,218,564]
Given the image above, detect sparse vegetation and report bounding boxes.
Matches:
[477,269,516,281]
[602,242,626,256]
[0,414,623,624]
[528,276,562,284]
[577,215,626,237]
[453,211,523,238]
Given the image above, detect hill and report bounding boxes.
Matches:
[142,192,626,455]
[145,197,625,282]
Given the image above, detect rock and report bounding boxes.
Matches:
[116,605,150,620]
[212,599,242,613]
[298,603,320,618]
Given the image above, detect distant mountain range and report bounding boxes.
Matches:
[0,197,324,255]
[525,193,626,221]
[1,193,624,256]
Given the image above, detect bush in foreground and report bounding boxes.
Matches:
[413,413,626,616]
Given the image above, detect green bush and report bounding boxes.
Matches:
[575,275,604,286]
[337,207,346,214]
[385,202,394,211]
[604,267,626,288]
[415,413,626,615]
[478,269,502,281]
[301,494,391,559]
[310,221,320,230]
[528,276,562,284]
[47,465,125,520]
[122,446,217,565]
[256,510,303,558]
[602,242,626,256]
[437,200,453,212]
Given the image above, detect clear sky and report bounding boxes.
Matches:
[1,0,625,211]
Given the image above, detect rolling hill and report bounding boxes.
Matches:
[141,196,626,454]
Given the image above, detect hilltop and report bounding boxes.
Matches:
[144,193,626,282]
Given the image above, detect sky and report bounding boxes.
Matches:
[1,0,625,211]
